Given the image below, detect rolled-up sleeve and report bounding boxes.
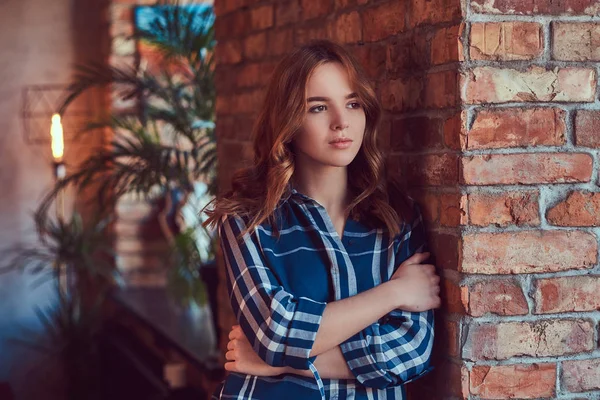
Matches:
[219,214,327,370]
[339,203,435,388]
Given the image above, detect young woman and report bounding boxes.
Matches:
[203,40,441,400]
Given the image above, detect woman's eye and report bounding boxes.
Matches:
[348,102,361,109]
[309,105,326,113]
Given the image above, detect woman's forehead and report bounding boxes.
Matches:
[305,63,353,98]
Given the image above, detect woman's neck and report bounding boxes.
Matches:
[292,165,350,216]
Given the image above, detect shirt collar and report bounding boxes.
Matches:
[277,182,318,206]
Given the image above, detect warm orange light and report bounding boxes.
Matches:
[51,113,64,161]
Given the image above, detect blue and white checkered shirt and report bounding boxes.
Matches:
[212,188,435,400]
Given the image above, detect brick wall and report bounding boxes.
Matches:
[455,1,600,398]
[214,0,600,399]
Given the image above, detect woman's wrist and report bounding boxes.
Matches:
[381,279,404,310]
[283,366,313,377]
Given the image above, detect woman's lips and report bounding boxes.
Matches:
[329,139,353,149]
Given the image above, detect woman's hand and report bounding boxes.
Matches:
[390,252,441,312]
[225,325,289,377]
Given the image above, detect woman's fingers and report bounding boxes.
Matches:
[229,325,242,340]
[404,252,430,265]
[227,339,238,350]
[224,362,236,372]
[225,350,236,361]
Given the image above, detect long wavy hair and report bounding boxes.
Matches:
[203,39,413,240]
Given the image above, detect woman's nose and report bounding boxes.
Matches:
[331,108,350,131]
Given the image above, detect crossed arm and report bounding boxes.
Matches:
[219,211,435,388]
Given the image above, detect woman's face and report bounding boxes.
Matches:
[291,62,366,169]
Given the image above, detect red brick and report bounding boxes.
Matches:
[410,0,462,28]
[268,28,294,56]
[113,0,155,3]
[362,2,407,42]
[380,77,424,111]
[215,95,234,115]
[440,193,467,226]
[301,0,332,19]
[214,0,246,17]
[407,190,440,223]
[429,232,461,270]
[461,153,593,185]
[408,360,469,399]
[114,220,140,237]
[471,364,556,399]
[116,201,153,221]
[329,11,362,44]
[462,230,597,274]
[334,0,352,9]
[467,108,566,149]
[468,191,540,227]
[391,117,443,151]
[216,40,242,64]
[116,238,170,255]
[424,70,459,108]
[109,55,136,70]
[470,0,599,14]
[443,319,460,358]
[464,279,529,317]
[405,153,459,186]
[118,254,166,272]
[562,358,600,393]
[464,66,596,103]
[386,33,429,76]
[464,319,595,360]
[249,5,273,31]
[431,24,463,65]
[215,65,237,94]
[111,5,133,23]
[470,22,543,60]
[243,32,267,60]
[217,114,253,142]
[295,24,328,46]
[377,116,391,151]
[553,22,600,61]
[276,0,300,27]
[443,111,467,150]
[574,110,600,147]
[110,21,134,38]
[215,11,249,39]
[442,277,466,314]
[236,63,261,88]
[233,89,264,114]
[218,140,253,172]
[352,43,386,81]
[547,191,600,226]
[534,276,600,313]
[260,61,277,83]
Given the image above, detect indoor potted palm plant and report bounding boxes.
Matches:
[1,3,217,397]
[41,2,217,309]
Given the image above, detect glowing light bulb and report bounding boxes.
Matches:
[51,113,64,161]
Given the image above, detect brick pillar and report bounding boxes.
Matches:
[214,0,600,398]
[455,1,600,398]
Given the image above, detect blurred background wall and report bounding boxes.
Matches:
[0,0,109,397]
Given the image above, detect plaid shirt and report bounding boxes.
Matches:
[212,188,435,400]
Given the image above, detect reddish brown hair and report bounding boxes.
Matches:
[203,39,412,239]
